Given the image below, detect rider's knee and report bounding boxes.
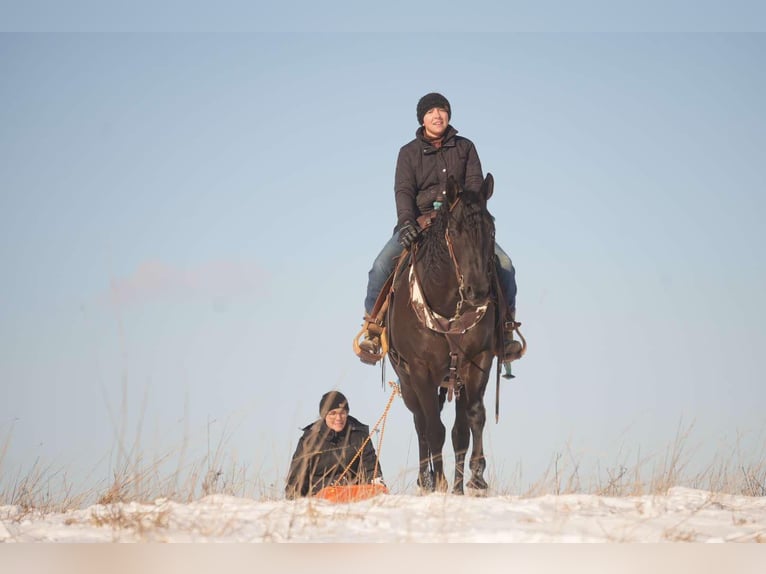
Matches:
[494,244,513,272]
[370,257,392,281]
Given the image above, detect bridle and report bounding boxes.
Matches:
[409,195,494,335]
[443,196,494,316]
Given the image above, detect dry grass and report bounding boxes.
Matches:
[2,419,764,514]
[484,421,766,500]
[1,458,90,518]
[1,403,281,515]
[88,503,171,541]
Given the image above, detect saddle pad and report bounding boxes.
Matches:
[314,484,389,503]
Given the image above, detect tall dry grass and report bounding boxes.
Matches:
[486,421,766,499]
[2,414,764,514]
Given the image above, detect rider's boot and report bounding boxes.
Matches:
[357,315,384,365]
[503,309,524,362]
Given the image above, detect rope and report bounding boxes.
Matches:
[332,381,400,486]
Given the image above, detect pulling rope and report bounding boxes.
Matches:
[332,381,400,486]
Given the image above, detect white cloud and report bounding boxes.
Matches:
[107,259,268,306]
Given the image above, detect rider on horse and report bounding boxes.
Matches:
[356,92,521,365]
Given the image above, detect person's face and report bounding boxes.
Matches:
[422,106,449,139]
[324,408,348,432]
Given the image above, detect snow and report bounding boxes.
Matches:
[2,487,764,543]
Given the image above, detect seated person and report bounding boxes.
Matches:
[285,391,384,499]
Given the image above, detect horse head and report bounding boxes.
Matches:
[443,173,496,307]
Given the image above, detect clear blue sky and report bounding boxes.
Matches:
[1,31,765,495]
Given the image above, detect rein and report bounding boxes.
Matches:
[411,196,493,335]
[444,219,468,307]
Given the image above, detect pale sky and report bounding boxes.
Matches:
[1,29,765,496]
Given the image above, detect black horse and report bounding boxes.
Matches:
[387,173,499,494]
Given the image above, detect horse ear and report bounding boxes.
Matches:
[481,173,494,201]
[446,176,460,206]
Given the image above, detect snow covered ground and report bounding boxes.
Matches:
[2,487,764,543]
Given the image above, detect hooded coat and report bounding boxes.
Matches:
[285,415,383,499]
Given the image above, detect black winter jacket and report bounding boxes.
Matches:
[394,125,483,229]
[285,415,382,499]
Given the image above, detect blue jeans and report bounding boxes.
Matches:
[494,243,517,313]
[364,232,517,315]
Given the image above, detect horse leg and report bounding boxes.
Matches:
[415,371,448,492]
[414,411,435,492]
[465,395,488,492]
[451,394,470,495]
[425,387,448,492]
[415,407,446,492]
[400,376,438,492]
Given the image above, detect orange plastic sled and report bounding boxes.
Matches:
[314,483,389,503]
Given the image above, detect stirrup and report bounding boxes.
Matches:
[353,319,386,365]
[501,320,526,362]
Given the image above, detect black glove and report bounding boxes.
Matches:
[398,221,420,249]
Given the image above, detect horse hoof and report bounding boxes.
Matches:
[417,471,435,493]
[466,477,488,491]
[466,487,488,497]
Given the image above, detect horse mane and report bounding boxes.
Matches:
[417,190,494,281]
[418,205,451,279]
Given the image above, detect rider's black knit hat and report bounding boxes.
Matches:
[417,92,451,125]
[319,391,349,417]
